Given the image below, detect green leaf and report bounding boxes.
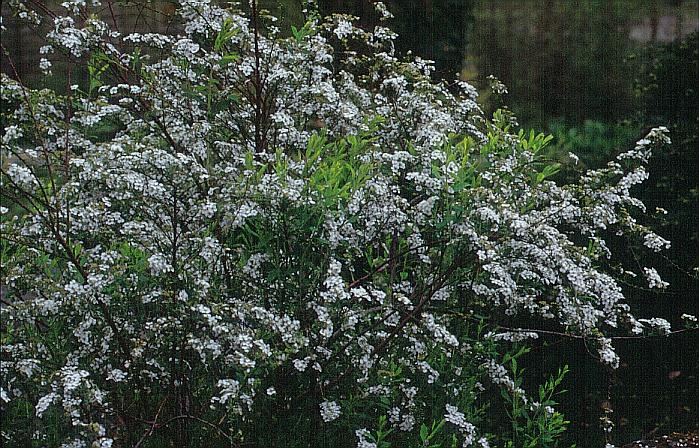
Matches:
[218,53,240,67]
[420,424,429,441]
[214,18,239,51]
[291,21,313,42]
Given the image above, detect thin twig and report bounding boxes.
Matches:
[493,325,697,340]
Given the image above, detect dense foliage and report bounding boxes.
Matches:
[0,1,689,447]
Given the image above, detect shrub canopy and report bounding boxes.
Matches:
[0,1,677,447]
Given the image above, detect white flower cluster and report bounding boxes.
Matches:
[356,428,377,448]
[319,400,341,422]
[444,404,478,447]
[643,232,671,252]
[0,0,682,446]
[482,359,526,399]
[444,403,470,428]
[485,330,539,342]
[334,19,353,39]
[643,267,669,289]
[597,337,620,369]
[638,318,672,335]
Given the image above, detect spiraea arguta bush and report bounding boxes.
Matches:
[0,1,684,447]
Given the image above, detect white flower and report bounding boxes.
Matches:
[444,404,470,429]
[0,388,9,403]
[638,318,671,335]
[334,20,353,39]
[35,393,58,417]
[293,358,308,372]
[399,413,415,431]
[374,2,394,19]
[106,369,127,382]
[7,164,36,187]
[643,233,670,252]
[173,38,200,58]
[96,438,114,448]
[39,58,52,74]
[643,267,668,289]
[356,429,377,448]
[211,379,240,405]
[598,337,620,369]
[319,400,341,422]
[148,254,173,275]
[442,404,477,446]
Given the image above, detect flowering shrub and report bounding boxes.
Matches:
[0,1,678,447]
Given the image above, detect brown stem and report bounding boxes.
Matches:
[64,64,72,247]
[0,44,131,363]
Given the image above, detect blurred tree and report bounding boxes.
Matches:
[470,0,637,129]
